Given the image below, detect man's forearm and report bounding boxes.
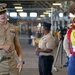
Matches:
[15,45,23,61]
[18,54,23,61]
[16,49,23,61]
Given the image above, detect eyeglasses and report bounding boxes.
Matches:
[0,11,6,15]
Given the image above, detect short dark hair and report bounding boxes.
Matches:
[44,27,51,31]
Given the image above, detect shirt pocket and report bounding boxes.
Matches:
[40,38,46,49]
[9,30,16,41]
[10,30,15,37]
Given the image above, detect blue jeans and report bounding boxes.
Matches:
[65,56,69,66]
[68,55,75,75]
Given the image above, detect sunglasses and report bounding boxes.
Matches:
[0,10,6,15]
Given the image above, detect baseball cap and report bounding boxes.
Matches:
[43,22,51,29]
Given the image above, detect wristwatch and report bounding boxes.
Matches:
[20,60,25,64]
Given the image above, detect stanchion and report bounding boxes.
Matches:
[60,40,63,68]
[53,40,63,71]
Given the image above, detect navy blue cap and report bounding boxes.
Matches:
[43,22,51,29]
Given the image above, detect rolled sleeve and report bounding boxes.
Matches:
[46,36,55,49]
[14,28,20,45]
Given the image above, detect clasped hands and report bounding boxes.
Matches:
[35,47,41,53]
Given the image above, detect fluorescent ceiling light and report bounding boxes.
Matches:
[19,12,27,17]
[16,10,23,12]
[13,3,21,5]
[53,3,61,6]
[10,12,17,17]
[40,15,45,17]
[46,10,51,13]
[30,12,37,17]
[15,7,22,9]
[43,12,49,14]
[37,18,41,20]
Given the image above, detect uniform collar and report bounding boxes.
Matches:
[5,22,10,29]
[2,22,10,30]
[43,32,51,37]
[0,22,10,29]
